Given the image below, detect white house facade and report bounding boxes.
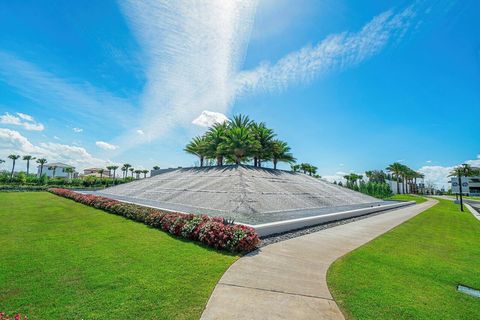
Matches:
[38,162,77,178]
[450,175,480,196]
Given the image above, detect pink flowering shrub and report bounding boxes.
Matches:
[48,188,260,253]
[0,313,28,320]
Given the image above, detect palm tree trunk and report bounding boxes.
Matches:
[273,159,278,170]
[254,157,257,167]
[396,176,400,194]
[26,160,30,175]
[200,156,204,167]
[40,165,43,176]
[10,161,15,179]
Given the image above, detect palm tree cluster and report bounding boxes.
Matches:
[185,115,296,169]
[291,163,319,176]
[386,162,425,194]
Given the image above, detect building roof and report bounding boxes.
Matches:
[38,162,74,168]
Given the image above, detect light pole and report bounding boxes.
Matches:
[458,163,467,212]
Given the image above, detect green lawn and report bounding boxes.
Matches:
[0,192,237,319]
[387,194,427,203]
[327,198,480,319]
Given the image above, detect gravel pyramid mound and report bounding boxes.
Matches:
[98,165,381,224]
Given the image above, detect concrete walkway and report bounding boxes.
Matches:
[201,198,437,320]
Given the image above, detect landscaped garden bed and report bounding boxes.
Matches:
[48,188,260,253]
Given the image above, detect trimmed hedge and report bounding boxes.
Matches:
[0,185,48,192]
[48,188,260,253]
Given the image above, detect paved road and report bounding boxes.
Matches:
[201,198,438,320]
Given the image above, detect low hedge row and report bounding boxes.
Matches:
[48,188,260,253]
[0,185,48,192]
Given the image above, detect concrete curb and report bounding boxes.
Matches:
[465,203,480,221]
[248,201,414,237]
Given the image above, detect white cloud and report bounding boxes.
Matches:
[95,141,118,151]
[53,135,60,140]
[235,6,416,94]
[426,160,432,163]
[16,112,34,121]
[416,155,480,190]
[136,129,144,135]
[192,111,229,127]
[0,112,45,131]
[0,128,107,170]
[72,127,83,133]
[116,0,257,148]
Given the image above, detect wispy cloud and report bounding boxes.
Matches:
[0,51,134,127]
[72,127,83,133]
[0,112,44,131]
[95,141,118,151]
[116,0,258,147]
[235,6,416,94]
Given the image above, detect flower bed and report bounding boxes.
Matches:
[0,313,28,320]
[48,188,260,253]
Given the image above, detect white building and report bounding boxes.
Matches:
[450,174,480,196]
[38,162,77,178]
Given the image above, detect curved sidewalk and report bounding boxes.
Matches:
[201,198,437,320]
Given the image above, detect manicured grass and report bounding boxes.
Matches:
[387,194,427,203]
[0,192,237,319]
[327,198,480,319]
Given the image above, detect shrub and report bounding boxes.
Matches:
[48,188,260,253]
[0,313,28,320]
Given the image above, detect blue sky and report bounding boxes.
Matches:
[0,0,479,188]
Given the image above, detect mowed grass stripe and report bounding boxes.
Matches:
[327,198,480,319]
[0,192,236,319]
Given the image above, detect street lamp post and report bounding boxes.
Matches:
[458,163,468,212]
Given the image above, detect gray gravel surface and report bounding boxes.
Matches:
[96,165,383,224]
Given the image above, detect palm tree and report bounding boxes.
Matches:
[129,167,135,178]
[123,163,132,179]
[185,136,208,167]
[142,169,149,178]
[65,167,75,181]
[250,122,275,167]
[205,122,228,166]
[48,165,58,178]
[307,165,318,177]
[0,159,5,168]
[300,163,310,174]
[271,140,295,170]
[134,169,142,179]
[98,169,105,179]
[223,126,256,164]
[110,165,119,181]
[230,114,253,129]
[414,172,425,194]
[386,162,404,194]
[23,155,36,175]
[36,158,47,177]
[153,166,160,170]
[449,164,480,211]
[291,164,300,172]
[8,155,20,179]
